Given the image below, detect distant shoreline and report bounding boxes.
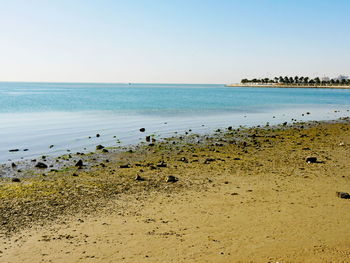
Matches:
[226,84,350,89]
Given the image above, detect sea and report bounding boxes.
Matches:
[1,82,350,163]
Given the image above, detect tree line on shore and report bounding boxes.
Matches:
[241,76,350,86]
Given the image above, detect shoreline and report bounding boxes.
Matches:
[225,84,350,89]
[1,118,350,262]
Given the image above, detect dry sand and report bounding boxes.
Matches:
[1,120,350,262]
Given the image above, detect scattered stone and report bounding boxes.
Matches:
[49,145,54,148]
[9,149,19,152]
[157,161,167,168]
[139,128,146,132]
[75,160,83,167]
[12,178,21,183]
[336,192,350,199]
[306,156,317,163]
[11,162,17,168]
[228,126,233,131]
[166,175,178,183]
[204,158,215,164]
[146,136,151,142]
[96,145,104,150]
[179,157,188,163]
[35,162,48,169]
[135,175,144,181]
[102,149,109,153]
[120,164,130,168]
[96,134,100,137]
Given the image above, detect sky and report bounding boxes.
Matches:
[0,0,349,84]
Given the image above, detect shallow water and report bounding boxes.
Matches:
[1,82,350,162]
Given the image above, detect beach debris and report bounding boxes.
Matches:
[75,160,83,167]
[12,178,21,183]
[306,156,317,163]
[146,136,151,142]
[35,162,48,169]
[139,128,146,132]
[96,134,100,137]
[157,161,167,168]
[120,164,130,168]
[9,149,19,152]
[166,175,178,183]
[96,145,104,150]
[339,142,345,146]
[135,175,144,181]
[336,192,350,199]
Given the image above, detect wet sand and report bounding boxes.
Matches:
[1,120,350,262]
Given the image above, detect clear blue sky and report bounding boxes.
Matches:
[0,0,349,83]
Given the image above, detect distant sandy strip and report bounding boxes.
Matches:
[226,84,350,89]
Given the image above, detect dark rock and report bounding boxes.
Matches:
[166,176,178,183]
[9,149,19,152]
[282,122,287,126]
[12,178,21,183]
[49,145,54,148]
[96,134,100,137]
[96,145,104,150]
[139,128,146,132]
[148,143,155,147]
[120,164,130,168]
[75,160,83,167]
[72,173,78,177]
[204,158,215,164]
[228,126,233,131]
[157,161,167,168]
[146,136,151,142]
[135,175,144,181]
[336,192,350,199]
[23,149,29,151]
[102,149,109,153]
[306,157,317,163]
[11,162,17,168]
[35,162,48,169]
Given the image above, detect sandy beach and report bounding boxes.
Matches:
[1,119,350,262]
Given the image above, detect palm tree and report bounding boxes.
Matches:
[294,76,299,84]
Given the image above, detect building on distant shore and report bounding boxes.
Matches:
[321,76,330,82]
[335,75,349,81]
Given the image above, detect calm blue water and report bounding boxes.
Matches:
[1,82,350,163]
